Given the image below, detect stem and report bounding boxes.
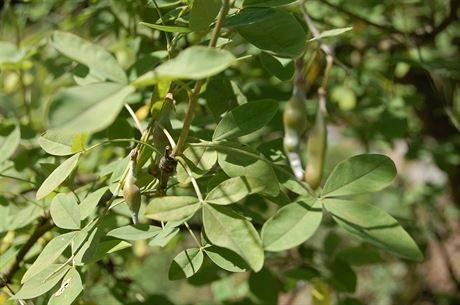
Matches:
[172,0,230,157]
[124,104,144,133]
[0,174,37,186]
[0,219,54,287]
[177,158,204,202]
[151,0,172,55]
[184,221,202,249]
[85,138,161,155]
[317,0,407,36]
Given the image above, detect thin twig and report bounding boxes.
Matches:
[172,0,231,158]
[124,104,144,133]
[184,221,202,249]
[0,219,54,287]
[177,158,204,202]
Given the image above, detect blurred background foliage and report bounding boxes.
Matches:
[0,0,459,304]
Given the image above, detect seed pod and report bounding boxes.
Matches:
[123,149,141,224]
[283,94,307,152]
[305,99,327,190]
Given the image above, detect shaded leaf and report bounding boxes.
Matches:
[168,248,204,280]
[324,198,423,261]
[190,0,221,32]
[225,8,306,58]
[205,245,248,272]
[259,52,294,81]
[203,204,264,271]
[213,100,278,140]
[326,259,356,293]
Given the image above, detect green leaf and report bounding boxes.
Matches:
[148,226,180,247]
[155,46,235,80]
[87,240,131,263]
[216,142,280,197]
[140,22,191,33]
[51,31,127,84]
[168,248,204,280]
[50,193,81,230]
[21,232,76,283]
[248,267,282,305]
[261,197,322,251]
[337,246,384,266]
[205,246,248,272]
[176,145,217,183]
[15,264,71,300]
[327,259,357,293]
[107,224,161,241]
[36,153,80,200]
[48,83,135,134]
[0,247,18,272]
[48,267,83,305]
[203,204,264,271]
[259,52,294,81]
[79,187,109,220]
[145,196,201,222]
[225,8,306,58]
[190,0,221,32]
[213,100,278,140]
[0,197,41,232]
[322,154,397,198]
[0,124,20,163]
[38,130,81,156]
[0,41,25,64]
[324,198,423,261]
[205,176,266,205]
[309,27,353,41]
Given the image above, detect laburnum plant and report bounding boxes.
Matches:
[1,0,436,304]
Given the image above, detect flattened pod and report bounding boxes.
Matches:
[305,101,327,190]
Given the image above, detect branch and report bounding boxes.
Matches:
[0,219,54,287]
[318,0,459,43]
[317,0,407,36]
[418,0,459,42]
[171,0,231,157]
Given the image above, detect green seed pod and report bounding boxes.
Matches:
[305,99,327,190]
[123,149,141,224]
[283,95,307,134]
[283,93,308,151]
